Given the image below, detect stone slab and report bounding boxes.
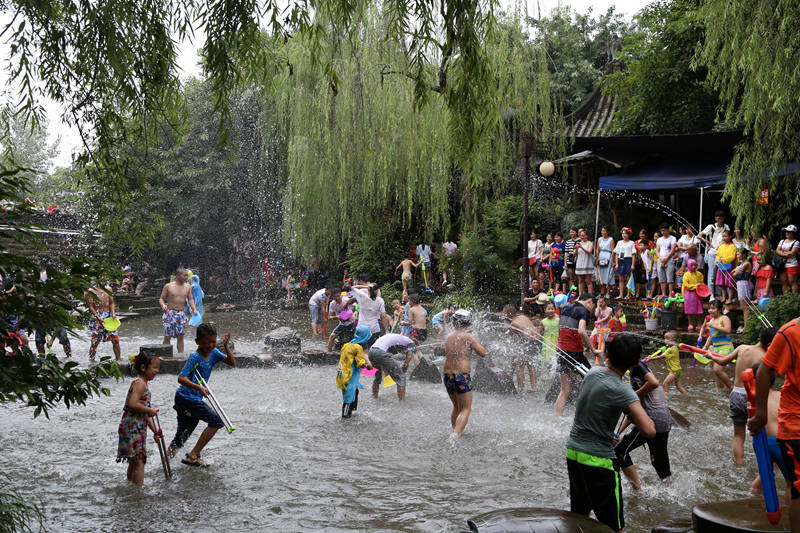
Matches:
[693,498,789,532]
[467,506,614,532]
[139,344,173,359]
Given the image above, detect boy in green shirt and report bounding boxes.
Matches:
[566,334,655,532]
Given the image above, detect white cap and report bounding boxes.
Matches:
[452,309,472,324]
[783,224,797,233]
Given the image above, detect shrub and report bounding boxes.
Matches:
[743,292,800,344]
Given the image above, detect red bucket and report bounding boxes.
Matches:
[696,283,711,298]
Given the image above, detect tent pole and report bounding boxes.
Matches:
[594,189,601,243]
[698,186,704,234]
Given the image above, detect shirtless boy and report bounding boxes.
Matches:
[159,268,197,354]
[503,304,542,393]
[86,278,121,361]
[406,293,428,342]
[443,310,487,438]
[708,327,777,465]
[395,254,420,291]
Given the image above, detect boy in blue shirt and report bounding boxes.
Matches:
[167,323,236,467]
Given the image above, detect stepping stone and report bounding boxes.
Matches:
[466,506,614,532]
[410,357,441,383]
[263,326,301,354]
[139,344,173,359]
[693,498,789,532]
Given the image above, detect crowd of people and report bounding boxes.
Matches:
[526,212,800,335]
[5,214,800,532]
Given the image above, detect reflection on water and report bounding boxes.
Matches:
[0,310,764,531]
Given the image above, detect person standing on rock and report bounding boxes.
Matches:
[86,277,121,361]
[366,333,418,402]
[159,268,197,354]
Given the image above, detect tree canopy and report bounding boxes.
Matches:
[697,0,800,233]
[602,0,719,135]
[529,6,630,115]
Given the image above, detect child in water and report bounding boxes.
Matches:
[443,310,487,438]
[649,330,687,394]
[167,323,236,467]
[337,325,373,418]
[117,352,162,485]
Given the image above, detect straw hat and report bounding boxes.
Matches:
[536,293,549,305]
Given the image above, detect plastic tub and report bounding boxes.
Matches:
[645,318,659,331]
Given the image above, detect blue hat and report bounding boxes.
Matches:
[351,325,372,346]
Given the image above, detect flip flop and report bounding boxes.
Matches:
[181,453,209,467]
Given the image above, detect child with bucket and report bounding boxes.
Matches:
[336,325,373,418]
[682,259,705,332]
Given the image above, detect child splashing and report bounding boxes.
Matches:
[167,323,236,467]
[117,352,162,485]
[337,326,373,418]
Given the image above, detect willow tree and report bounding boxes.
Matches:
[277,10,563,262]
[697,0,800,233]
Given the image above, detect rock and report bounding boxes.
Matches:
[139,344,173,359]
[216,340,235,353]
[263,327,301,354]
[472,357,516,394]
[466,507,614,532]
[410,357,441,383]
[158,356,186,374]
[693,498,789,532]
[300,349,339,366]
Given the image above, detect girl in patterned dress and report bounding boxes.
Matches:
[117,352,162,485]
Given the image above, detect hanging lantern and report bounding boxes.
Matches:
[757,189,769,205]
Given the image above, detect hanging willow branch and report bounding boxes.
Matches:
[271,10,563,263]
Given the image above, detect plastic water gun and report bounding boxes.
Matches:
[567,285,577,301]
[679,343,722,365]
[662,295,684,309]
[742,367,781,525]
[642,346,667,363]
[420,261,432,293]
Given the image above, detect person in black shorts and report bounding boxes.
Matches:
[614,361,673,489]
[566,334,655,532]
[555,293,602,416]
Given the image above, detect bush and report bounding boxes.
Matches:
[744,292,800,344]
[461,196,520,296]
[345,220,409,285]
[0,474,42,533]
[429,292,480,316]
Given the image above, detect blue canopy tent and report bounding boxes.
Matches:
[592,154,799,238]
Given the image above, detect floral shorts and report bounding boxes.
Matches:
[90,311,118,343]
[163,309,187,338]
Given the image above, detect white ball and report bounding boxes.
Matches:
[539,161,555,177]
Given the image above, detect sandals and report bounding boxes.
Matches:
[181,453,209,467]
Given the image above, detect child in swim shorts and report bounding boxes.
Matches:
[442,311,487,438]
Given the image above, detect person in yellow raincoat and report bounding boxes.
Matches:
[337,325,373,418]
